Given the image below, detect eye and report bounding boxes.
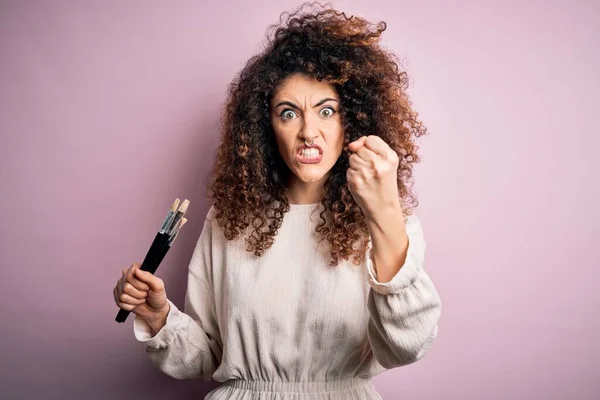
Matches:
[320,106,336,118]
[280,109,298,120]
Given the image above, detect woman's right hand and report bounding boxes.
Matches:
[113,263,170,334]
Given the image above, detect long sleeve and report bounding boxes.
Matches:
[365,214,442,369]
[132,207,223,380]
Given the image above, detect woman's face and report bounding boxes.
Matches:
[270,73,344,187]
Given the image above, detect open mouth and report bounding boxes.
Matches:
[297,147,323,164]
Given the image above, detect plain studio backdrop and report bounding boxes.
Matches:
[0,0,597,399]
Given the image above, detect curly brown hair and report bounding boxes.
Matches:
[207,2,427,266]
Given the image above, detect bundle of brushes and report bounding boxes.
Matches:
[115,198,190,323]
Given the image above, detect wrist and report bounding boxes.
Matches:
[145,303,170,335]
[365,203,404,231]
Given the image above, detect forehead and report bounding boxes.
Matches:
[272,73,338,99]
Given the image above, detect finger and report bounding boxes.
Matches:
[123,281,148,299]
[355,145,379,164]
[346,168,364,189]
[134,268,165,294]
[125,267,150,291]
[362,135,390,158]
[114,286,140,311]
[126,263,139,281]
[348,153,369,171]
[126,275,150,292]
[118,292,146,306]
[115,300,137,312]
[348,136,367,152]
[123,263,150,291]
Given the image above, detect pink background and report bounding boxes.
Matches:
[0,0,598,399]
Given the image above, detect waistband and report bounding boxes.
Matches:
[222,376,373,393]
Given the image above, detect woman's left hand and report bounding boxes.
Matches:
[347,135,401,219]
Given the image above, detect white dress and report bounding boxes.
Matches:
[133,203,442,399]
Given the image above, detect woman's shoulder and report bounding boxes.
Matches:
[202,203,234,243]
[206,203,216,220]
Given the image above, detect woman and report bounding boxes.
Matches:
[113,3,442,399]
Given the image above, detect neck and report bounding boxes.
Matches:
[285,175,327,204]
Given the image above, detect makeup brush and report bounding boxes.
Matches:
[150,217,187,274]
[115,199,190,323]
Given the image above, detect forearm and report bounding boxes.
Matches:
[132,298,221,381]
[364,211,442,368]
[365,204,409,283]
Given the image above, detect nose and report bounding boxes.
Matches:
[299,111,319,143]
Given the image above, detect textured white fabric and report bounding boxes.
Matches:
[133,203,442,399]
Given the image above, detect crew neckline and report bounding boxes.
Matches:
[288,202,320,212]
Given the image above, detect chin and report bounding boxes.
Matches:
[292,166,331,182]
[298,174,326,183]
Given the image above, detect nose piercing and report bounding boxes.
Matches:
[305,138,314,146]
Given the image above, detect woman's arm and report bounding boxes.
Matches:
[132,207,223,380]
[365,213,442,369]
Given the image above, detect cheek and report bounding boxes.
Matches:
[328,125,345,154]
[271,124,295,157]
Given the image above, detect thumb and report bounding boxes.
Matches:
[348,136,367,152]
[134,268,164,294]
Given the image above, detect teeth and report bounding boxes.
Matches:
[300,149,319,158]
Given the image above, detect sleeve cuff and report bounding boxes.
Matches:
[132,299,182,349]
[366,215,424,295]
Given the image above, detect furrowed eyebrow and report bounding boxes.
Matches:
[313,98,339,107]
[274,98,339,109]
